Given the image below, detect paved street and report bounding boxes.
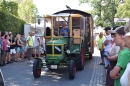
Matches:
[0,48,106,86]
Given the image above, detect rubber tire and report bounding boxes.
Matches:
[33,59,41,78]
[74,43,85,70]
[75,54,85,70]
[88,53,93,60]
[0,73,4,86]
[69,60,76,79]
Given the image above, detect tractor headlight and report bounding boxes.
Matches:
[66,50,70,54]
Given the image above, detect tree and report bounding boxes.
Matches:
[0,0,18,16]
[79,0,122,27]
[18,0,39,23]
[115,0,130,18]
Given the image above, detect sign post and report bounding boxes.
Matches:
[114,18,130,22]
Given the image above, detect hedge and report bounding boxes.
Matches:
[0,10,26,35]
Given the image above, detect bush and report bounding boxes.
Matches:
[0,10,26,35]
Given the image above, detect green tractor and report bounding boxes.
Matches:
[33,9,94,79]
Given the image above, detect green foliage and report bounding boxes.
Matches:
[18,0,39,23]
[0,0,18,16]
[79,0,126,27]
[115,0,130,18]
[0,10,26,35]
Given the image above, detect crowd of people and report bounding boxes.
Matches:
[0,31,46,66]
[96,22,130,86]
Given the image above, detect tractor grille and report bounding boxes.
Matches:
[46,45,62,54]
[54,45,62,54]
[46,45,52,54]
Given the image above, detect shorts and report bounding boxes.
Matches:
[100,49,104,59]
[16,47,24,53]
[35,46,41,52]
[6,47,10,52]
[104,51,109,57]
[22,46,27,52]
[10,49,16,54]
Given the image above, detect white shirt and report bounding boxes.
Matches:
[33,34,40,47]
[108,43,120,56]
[120,63,130,86]
[7,40,10,47]
[104,34,112,51]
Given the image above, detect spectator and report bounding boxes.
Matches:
[103,27,112,69]
[5,35,11,64]
[110,26,130,86]
[26,32,33,64]
[120,32,130,86]
[33,31,40,58]
[0,32,2,65]
[15,34,24,61]
[20,33,27,58]
[105,26,120,86]
[9,34,17,62]
[0,32,7,66]
[97,32,105,65]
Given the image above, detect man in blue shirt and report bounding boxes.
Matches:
[60,22,69,36]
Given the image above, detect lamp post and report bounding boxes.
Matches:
[101,0,124,27]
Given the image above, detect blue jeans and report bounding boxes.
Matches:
[100,49,104,59]
[104,51,110,67]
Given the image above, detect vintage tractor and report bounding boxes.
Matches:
[0,69,4,86]
[33,9,94,79]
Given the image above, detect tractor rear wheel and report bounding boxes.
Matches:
[75,46,85,70]
[33,59,41,78]
[69,60,76,79]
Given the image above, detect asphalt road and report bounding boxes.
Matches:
[1,52,98,86]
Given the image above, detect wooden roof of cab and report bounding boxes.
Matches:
[45,9,92,17]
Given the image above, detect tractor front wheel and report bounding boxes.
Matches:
[89,53,93,60]
[69,60,76,79]
[33,59,41,78]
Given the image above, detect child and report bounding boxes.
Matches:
[110,26,130,86]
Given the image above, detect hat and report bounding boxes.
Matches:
[109,26,125,35]
[112,26,120,30]
[125,32,130,37]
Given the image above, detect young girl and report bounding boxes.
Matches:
[4,35,11,64]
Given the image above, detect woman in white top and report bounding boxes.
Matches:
[120,32,130,86]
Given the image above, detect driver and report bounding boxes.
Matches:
[60,22,69,36]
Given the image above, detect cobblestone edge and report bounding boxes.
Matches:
[89,56,106,86]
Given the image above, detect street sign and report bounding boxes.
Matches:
[114,18,130,22]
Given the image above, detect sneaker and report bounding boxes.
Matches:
[27,60,33,64]
[14,60,18,62]
[99,63,104,65]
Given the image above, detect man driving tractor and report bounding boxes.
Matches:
[60,22,69,36]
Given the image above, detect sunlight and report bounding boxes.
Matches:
[33,0,92,16]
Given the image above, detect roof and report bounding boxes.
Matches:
[53,9,91,17]
[46,13,81,17]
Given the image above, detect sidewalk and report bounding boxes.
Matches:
[89,47,106,86]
